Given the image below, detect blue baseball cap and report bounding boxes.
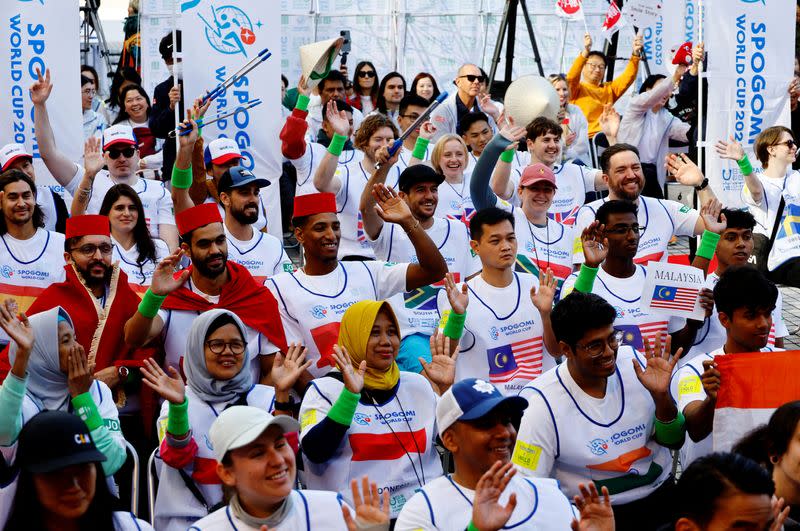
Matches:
[436,378,528,438]
[217,165,270,194]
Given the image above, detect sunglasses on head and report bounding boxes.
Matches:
[459,74,486,83]
[106,146,135,159]
[358,71,376,78]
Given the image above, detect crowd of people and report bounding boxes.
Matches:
[2,8,800,529]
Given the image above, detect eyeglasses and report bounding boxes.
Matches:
[585,63,606,71]
[775,139,797,149]
[107,147,135,159]
[81,88,97,96]
[576,330,623,359]
[605,225,645,235]
[401,113,421,120]
[69,243,113,257]
[205,339,246,355]
[358,71,376,78]
[459,74,486,83]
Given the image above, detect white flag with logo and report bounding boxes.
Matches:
[555,0,584,20]
[601,0,626,41]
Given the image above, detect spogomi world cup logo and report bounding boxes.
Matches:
[198,4,258,57]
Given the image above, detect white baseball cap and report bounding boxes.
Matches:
[209,406,300,462]
[0,143,32,172]
[436,378,528,438]
[102,124,137,151]
[204,137,242,166]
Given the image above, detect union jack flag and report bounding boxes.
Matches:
[548,205,581,226]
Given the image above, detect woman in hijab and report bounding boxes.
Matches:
[142,309,310,531]
[0,298,127,524]
[299,300,457,521]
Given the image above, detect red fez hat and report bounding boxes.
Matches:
[293,192,337,218]
[65,215,110,239]
[176,203,223,235]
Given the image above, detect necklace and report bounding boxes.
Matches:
[526,217,551,273]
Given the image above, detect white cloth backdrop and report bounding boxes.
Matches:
[0,0,82,187]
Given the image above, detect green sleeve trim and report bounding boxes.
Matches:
[443,310,466,340]
[171,164,193,190]
[696,230,721,260]
[500,149,515,163]
[138,289,167,319]
[654,411,686,446]
[167,397,190,437]
[72,392,103,431]
[327,387,361,426]
[327,133,347,157]
[412,137,430,159]
[467,522,480,531]
[295,94,310,112]
[574,264,599,293]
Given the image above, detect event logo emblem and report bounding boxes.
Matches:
[489,326,499,340]
[0,266,13,279]
[587,438,609,456]
[310,305,328,319]
[739,0,765,4]
[353,413,371,426]
[198,4,258,57]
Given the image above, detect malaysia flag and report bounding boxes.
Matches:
[651,285,699,312]
[487,337,544,385]
[615,322,668,350]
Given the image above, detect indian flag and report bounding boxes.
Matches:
[713,350,800,452]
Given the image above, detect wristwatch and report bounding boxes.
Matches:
[694,178,709,191]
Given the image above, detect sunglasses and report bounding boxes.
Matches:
[107,147,135,159]
[459,74,486,83]
[358,71,376,78]
[775,139,797,149]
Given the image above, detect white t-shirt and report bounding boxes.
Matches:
[512,210,576,297]
[573,195,700,265]
[685,272,787,360]
[112,236,170,296]
[437,273,556,396]
[85,172,175,239]
[203,190,274,234]
[268,261,408,377]
[36,185,60,232]
[290,142,363,197]
[514,347,673,505]
[370,217,479,337]
[510,162,600,226]
[396,144,430,174]
[742,170,795,237]
[561,265,685,349]
[396,474,576,531]
[435,175,476,227]
[225,226,293,284]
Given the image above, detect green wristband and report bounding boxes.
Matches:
[696,230,721,260]
[467,522,480,531]
[167,397,190,437]
[327,387,361,426]
[72,392,103,431]
[654,411,686,446]
[737,153,754,176]
[574,264,599,293]
[295,93,310,112]
[138,289,167,319]
[443,310,467,340]
[500,149,515,163]
[412,137,430,159]
[171,165,193,190]
[328,133,347,157]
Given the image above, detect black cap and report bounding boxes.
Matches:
[159,30,182,61]
[16,410,107,474]
[217,166,271,195]
[398,164,444,193]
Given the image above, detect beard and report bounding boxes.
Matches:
[194,253,227,278]
[77,260,113,288]
[230,202,259,225]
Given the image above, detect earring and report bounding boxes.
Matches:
[770,455,779,464]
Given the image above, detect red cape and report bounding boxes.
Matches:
[162,261,288,353]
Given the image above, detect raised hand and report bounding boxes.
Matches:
[666,152,705,187]
[700,359,721,402]
[168,84,181,111]
[191,97,212,120]
[270,343,313,394]
[714,136,745,161]
[421,330,458,393]
[632,33,644,56]
[140,358,186,405]
[29,67,53,105]
[499,115,526,144]
[297,75,310,97]
[581,221,608,268]
[326,99,351,136]
[67,343,94,398]
[570,483,614,531]
[341,476,390,531]
[83,137,105,177]
[769,496,791,531]
[419,121,437,141]
[149,248,191,297]
[373,145,399,168]
[583,33,592,52]
[598,104,620,141]
[331,344,365,395]
[372,183,414,227]
[479,93,501,120]
[700,198,726,234]
[472,461,518,531]
[633,334,681,397]
[0,299,33,354]
[530,268,557,314]
[177,107,200,148]
[697,288,714,319]
[444,272,469,314]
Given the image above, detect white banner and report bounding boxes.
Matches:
[705,0,794,207]
[0,0,81,187]
[181,0,282,237]
[633,0,696,78]
[140,0,178,99]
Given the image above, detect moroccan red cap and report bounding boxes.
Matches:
[65,215,110,239]
[293,192,337,218]
[176,203,223,236]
